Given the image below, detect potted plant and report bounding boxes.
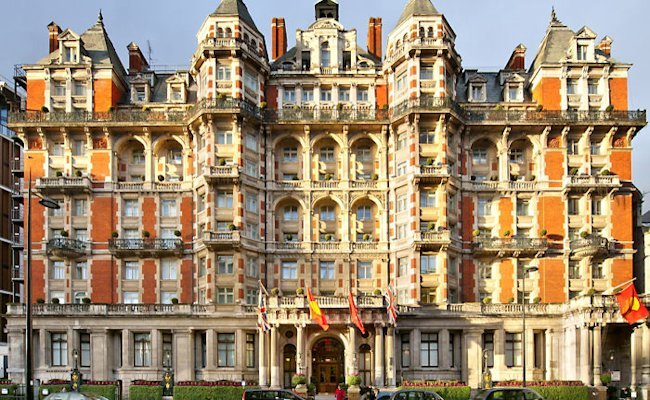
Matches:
[605,105,615,113]
[600,371,612,386]
[41,106,50,113]
[569,168,579,176]
[325,233,333,242]
[580,231,589,239]
[362,233,371,242]
[270,287,280,296]
[60,230,69,238]
[536,104,543,112]
[219,158,227,166]
[539,229,548,237]
[56,171,64,177]
[142,230,151,238]
[286,234,293,242]
[506,297,515,304]
[82,297,91,304]
[325,173,333,181]
[36,298,45,304]
[426,158,434,166]
[75,170,83,177]
[292,374,308,395]
[428,222,436,232]
[600,169,611,175]
[52,298,60,304]
[482,297,492,305]
[533,297,542,304]
[373,289,382,296]
[228,223,237,231]
[473,229,481,238]
[503,230,511,238]
[372,173,379,181]
[174,230,182,237]
[259,101,267,110]
[346,374,362,395]
[111,231,119,239]
[171,297,179,305]
[296,288,305,296]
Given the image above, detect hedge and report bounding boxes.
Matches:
[129,385,163,400]
[173,385,252,400]
[0,384,18,398]
[398,385,471,400]
[529,386,590,400]
[39,384,117,400]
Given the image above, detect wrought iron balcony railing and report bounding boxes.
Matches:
[264,106,388,123]
[563,175,621,188]
[189,98,261,120]
[473,237,548,255]
[109,238,183,257]
[9,110,186,125]
[466,109,646,124]
[46,238,88,258]
[390,96,465,120]
[570,236,613,257]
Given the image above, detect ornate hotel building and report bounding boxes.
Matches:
[5,0,650,397]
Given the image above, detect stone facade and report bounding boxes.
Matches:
[4,0,649,398]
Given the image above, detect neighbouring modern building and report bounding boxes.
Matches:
[4,0,650,397]
[1,76,24,378]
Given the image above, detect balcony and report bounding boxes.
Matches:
[270,241,310,253]
[36,176,91,194]
[265,106,388,123]
[108,238,183,258]
[269,295,384,309]
[390,96,465,121]
[313,241,346,252]
[563,175,621,189]
[6,303,256,317]
[188,97,261,121]
[202,165,240,184]
[570,236,613,258]
[473,237,548,257]
[414,230,452,250]
[8,109,186,127]
[201,231,241,250]
[12,266,24,282]
[11,209,24,224]
[46,238,89,259]
[463,180,542,192]
[11,158,24,175]
[465,109,647,126]
[192,37,267,70]
[273,180,308,191]
[351,241,388,253]
[416,165,451,183]
[312,180,340,190]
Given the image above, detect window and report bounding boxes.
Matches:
[131,148,145,164]
[592,262,604,279]
[161,259,178,280]
[51,333,68,366]
[478,198,492,217]
[218,256,234,274]
[217,333,235,367]
[161,199,177,217]
[319,261,335,280]
[588,79,599,95]
[319,147,335,162]
[134,86,146,102]
[338,88,351,102]
[356,205,372,221]
[161,291,176,304]
[509,149,524,164]
[401,334,411,368]
[198,257,207,278]
[592,197,603,216]
[397,194,408,213]
[74,261,88,280]
[52,142,65,156]
[517,198,531,216]
[505,333,522,367]
[567,79,579,95]
[302,88,314,102]
[567,139,579,155]
[73,291,87,304]
[590,141,601,155]
[124,261,139,280]
[246,257,259,278]
[449,334,456,368]
[51,261,65,280]
[162,333,173,368]
[397,162,407,176]
[79,333,91,367]
[246,193,258,213]
[508,85,521,101]
[217,288,234,304]
[421,255,437,274]
[198,289,207,305]
[471,84,485,101]
[420,191,436,208]
[75,229,88,242]
[73,80,87,97]
[50,200,65,216]
[420,131,436,144]
[356,147,372,162]
[244,70,258,92]
[577,44,588,61]
[357,88,369,102]
[471,148,488,167]
[216,131,233,145]
[246,333,256,368]
[53,81,66,97]
[246,288,258,305]
[357,261,373,279]
[134,333,152,367]
[420,65,434,80]
[397,223,407,240]
[216,65,231,81]
[245,133,258,151]
[397,134,407,151]
[217,192,233,209]
[569,261,581,279]
[123,291,139,304]
[420,333,439,367]
[123,199,139,217]
[568,198,580,216]
[73,199,87,216]
[483,332,494,368]
[398,257,408,277]
[320,89,332,102]
[396,72,407,93]
[245,223,259,240]
[72,139,86,156]
[320,206,335,221]
[320,43,331,67]
[479,262,493,279]
[282,261,298,280]
[283,147,298,163]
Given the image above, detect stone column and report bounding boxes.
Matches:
[494,329,506,380]
[151,329,161,370]
[348,326,357,376]
[259,329,268,387]
[374,326,385,387]
[90,330,109,380]
[122,329,131,368]
[592,325,602,387]
[175,330,194,381]
[236,329,246,371]
[206,330,216,370]
[463,330,483,389]
[580,326,591,385]
[642,324,650,386]
[412,329,420,368]
[385,327,396,387]
[38,329,48,369]
[7,328,24,382]
[631,327,640,388]
[270,327,281,388]
[440,329,450,369]
[544,329,554,381]
[525,328,534,381]
[296,325,305,375]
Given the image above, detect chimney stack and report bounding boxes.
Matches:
[48,22,62,54]
[272,18,288,61]
[127,42,149,75]
[367,17,382,59]
[505,44,526,70]
[597,36,613,57]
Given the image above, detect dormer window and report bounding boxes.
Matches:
[170,86,183,103]
[469,84,486,102]
[507,84,522,102]
[62,46,77,63]
[131,83,148,103]
[577,44,588,61]
[321,42,331,68]
[135,87,146,102]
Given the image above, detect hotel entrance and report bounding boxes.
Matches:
[312,338,344,394]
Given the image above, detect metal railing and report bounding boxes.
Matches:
[11,208,23,220]
[570,236,611,252]
[391,96,465,119]
[108,238,182,252]
[265,106,389,122]
[47,238,88,253]
[9,109,186,124]
[189,97,261,120]
[203,231,240,243]
[466,109,647,124]
[11,158,24,171]
[415,230,452,243]
[474,237,548,252]
[564,175,621,187]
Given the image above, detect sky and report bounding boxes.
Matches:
[1,0,648,203]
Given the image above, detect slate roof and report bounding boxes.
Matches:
[642,211,650,226]
[529,15,575,73]
[396,0,439,28]
[456,70,532,103]
[211,0,260,33]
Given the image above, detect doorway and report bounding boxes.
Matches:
[312,338,344,394]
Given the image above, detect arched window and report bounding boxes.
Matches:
[321,42,331,67]
[225,28,232,37]
[283,344,296,389]
[427,27,434,38]
[419,27,425,38]
[251,39,257,49]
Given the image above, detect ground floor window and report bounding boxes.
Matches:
[51,332,67,366]
[134,333,152,367]
[218,333,235,367]
[420,332,439,367]
[505,332,522,367]
[359,344,372,385]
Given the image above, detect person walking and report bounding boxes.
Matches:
[335,384,346,400]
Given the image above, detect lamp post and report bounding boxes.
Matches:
[521,265,538,388]
[25,169,60,400]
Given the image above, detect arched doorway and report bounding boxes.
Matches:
[283,344,297,389]
[312,338,344,394]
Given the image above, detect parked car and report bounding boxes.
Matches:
[389,389,445,400]
[243,389,307,400]
[473,387,544,400]
[377,391,392,400]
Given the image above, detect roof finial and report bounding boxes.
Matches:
[550,7,561,24]
[98,9,103,23]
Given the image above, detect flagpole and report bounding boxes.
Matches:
[602,277,637,296]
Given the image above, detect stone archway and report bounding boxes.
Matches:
[312,337,345,394]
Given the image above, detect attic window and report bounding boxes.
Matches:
[469,84,486,102]
[63,46,77,63]
[577,44,588,61]
[170,86,183,102]
[507,84,522,102]
[133,85,147,103]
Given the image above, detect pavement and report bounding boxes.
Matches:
[315,395,333,400]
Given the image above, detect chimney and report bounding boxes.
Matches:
[271,18,287,61]
[505,44,526,70]
[48,22,62,54]
[367,18,382,59]
[127,42,149,75]
[597,36,613,57]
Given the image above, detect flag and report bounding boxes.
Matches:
[307,288,329,331]
[385,286,398,326]
[348,291,366,335]
[257,287,271,333]
[615,283,649,324]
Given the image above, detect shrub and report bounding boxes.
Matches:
[51,298,60,304]
[495,383,589,400]
[171,297,179,305]
[482,297,492,304]
[503,230,511,237]
[428,222,436,231]
[296,288,305,296]
[400,382,470,400]
[271,287,280,296]
[82,297,91,304]
[60,230,69,238]
[111,231,119,238]
[533,296,541,304]
[56,171,63,177]
[539,229,548,237]
[36,298,45,304]
[580,231,588,239]
[346,375,362,386]
[172,382,254,400]
[605,105,615,112]
[426,158,434,166]
[372,173,379,181]
[228,223,237,231]
[40,383,118,400]
[219,158,227,166]
[142,231,151,238]
[600,169,611,175]
[373,289,382,296]
[41,106,50,113]
[174,230,182,237]
[292,374,307,387]
[75,170,83,177]
[600,371,612,385]
[473,229,481,237]
[569,168,579,176]
[0,384,18,396]
[129,384,162,400]
[507,297,515,304]
[363,233,371,241]
[259,101,267,109]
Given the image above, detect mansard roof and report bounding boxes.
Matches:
[80,14,127,76]
[211,0,260,33]
[395,0,439,28]
[528,13,575,73]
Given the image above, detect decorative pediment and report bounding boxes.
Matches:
[468,74,488,84]
[130,74,149,85]
[576,26,597,40]
[58,29,81,42]
[166,74,186,84]
[309,19,344,31]
[504,73,526,83]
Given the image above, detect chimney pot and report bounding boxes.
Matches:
[367,17,382,59]
[272,17,288,61]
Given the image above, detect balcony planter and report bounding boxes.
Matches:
[111,231,119,239]
[296,288,304,296]
[539,229,548,237]
[580,231,589,239]
[51,298,60,304]
[473,230,481,238]
[533,297,542,304]
[219,158,227,166]
[270,287,280,296]
[428,222,436,232]
[60,230,69,238]
[503,230,511,238]
[373,289,382,296]
[372,173,379,181]
[82,297,91,304]
[142,231,151,238]
[56,171,63,177]
[36,298,45,304]
[171,298,179,305]
[482,297,492,305]
[174,230,182,237]
[228,223,237,231]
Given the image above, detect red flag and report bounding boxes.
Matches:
[615,284,649,324]
[307,288,329,331]
[348,291,366,335]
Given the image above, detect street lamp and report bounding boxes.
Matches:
[521,265,538,388]
[25,170,60,400]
